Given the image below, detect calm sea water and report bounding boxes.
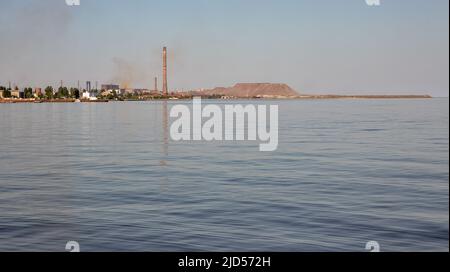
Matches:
[0,99,448,252]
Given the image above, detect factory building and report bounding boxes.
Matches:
[101,84,120,92]
[82,81,98,100]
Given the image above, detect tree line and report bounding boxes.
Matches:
[0,86,82,99]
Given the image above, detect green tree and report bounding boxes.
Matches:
[1,87,11,98]
[45,86,54,99]
[70,88,80,99]
[106,90,119,100]
[24,88,33,99]
[57,87,69,98]
[63,87,69,97]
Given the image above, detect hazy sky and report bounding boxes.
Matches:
[0,0,448,96]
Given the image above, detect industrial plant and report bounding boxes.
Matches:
[0,47,181,102]
[0,46,431,103]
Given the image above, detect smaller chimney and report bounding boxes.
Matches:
[162,47,168,96]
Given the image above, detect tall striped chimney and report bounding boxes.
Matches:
[162,47,168,96]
